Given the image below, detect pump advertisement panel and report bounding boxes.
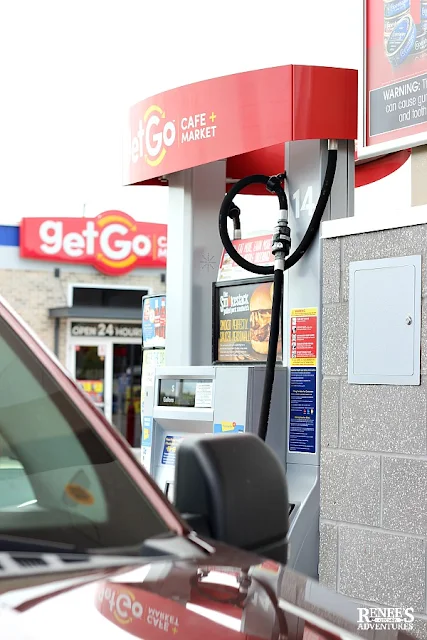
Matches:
[212,277,282,364]
[217,235,274,282]
[364,0,427,156]
[142,295,166,348]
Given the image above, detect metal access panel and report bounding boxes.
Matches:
[348,255,422,385]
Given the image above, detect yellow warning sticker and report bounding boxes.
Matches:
[221,422,236,432]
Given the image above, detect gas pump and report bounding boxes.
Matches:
[133,65,357,581]
[143,154,337,578]
[145,364,287,504]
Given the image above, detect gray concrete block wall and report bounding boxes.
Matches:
[0,268,165,366]
[320,225,427,638]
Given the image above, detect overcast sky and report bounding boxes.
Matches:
[0,0,363,231]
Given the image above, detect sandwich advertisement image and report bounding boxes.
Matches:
[213,278,282,364]
[365,0,427,151]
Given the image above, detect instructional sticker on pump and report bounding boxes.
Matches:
[290,308,317,366]
[289,308,318,455]
[161,435,183,465]
[289,368,316,454]
[195,382,213,408]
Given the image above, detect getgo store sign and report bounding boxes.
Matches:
[19,211,167,276]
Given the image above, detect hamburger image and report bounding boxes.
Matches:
[249,283,274,355]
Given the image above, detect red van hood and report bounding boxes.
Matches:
[0,545,415,640]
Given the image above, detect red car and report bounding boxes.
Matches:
[0,295,417,640]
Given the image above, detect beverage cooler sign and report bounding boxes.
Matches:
[214,279,282,363]
[142,295,166,348]
[77,379,104,404]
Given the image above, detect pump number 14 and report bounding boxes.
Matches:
[292,186,315,219]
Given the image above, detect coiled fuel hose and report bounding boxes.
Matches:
[218,141,338,442]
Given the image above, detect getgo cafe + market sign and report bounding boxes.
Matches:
[20,211,167,276]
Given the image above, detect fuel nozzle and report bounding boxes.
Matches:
[266,173,290,270]
[227,201,241,240]
[272,216,291,271]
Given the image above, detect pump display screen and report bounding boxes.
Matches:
[212,276,283,364]
[158,378,213,408]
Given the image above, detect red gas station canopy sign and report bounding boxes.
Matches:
[123,65,358,190]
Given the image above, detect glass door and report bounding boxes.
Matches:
[73,344,108,416]
[69,339,141,443]
[112,344,142,446]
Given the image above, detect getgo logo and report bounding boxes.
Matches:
[97,584,143,626]
[130,104,176,167]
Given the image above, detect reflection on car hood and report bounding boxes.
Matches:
[0,542,416,640]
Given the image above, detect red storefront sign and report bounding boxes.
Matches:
[19,211,167,276]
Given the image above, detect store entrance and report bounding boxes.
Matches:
[69,339,142,446]
[111,343,142,445]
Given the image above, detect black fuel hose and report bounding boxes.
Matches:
[219,152,338,276]
[218,148,338,442]
[258,267,283,441]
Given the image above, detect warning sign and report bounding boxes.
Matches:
[290,308,317,367]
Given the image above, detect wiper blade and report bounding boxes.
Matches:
[0,534,83,554]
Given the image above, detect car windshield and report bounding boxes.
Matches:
[0,305,171,553]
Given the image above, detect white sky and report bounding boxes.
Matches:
[0,0,365,230]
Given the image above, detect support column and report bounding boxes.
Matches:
[285,139,354,467]
[165,160,226,366]
[284,139,354,580]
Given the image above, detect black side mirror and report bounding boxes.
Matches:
[174,432,289,563]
